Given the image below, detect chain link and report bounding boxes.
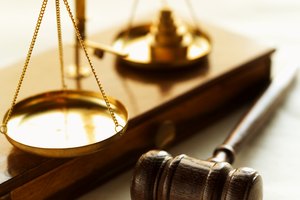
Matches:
[62,0,120,129]
[56,0,67,90]
[1,0,49,134]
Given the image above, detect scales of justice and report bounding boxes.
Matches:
[0,0,211,157]
[0,0,130,157]
[0,0,281,199]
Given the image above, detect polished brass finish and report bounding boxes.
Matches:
[67,0,127,82]
[3,90,128,157]
[0,0,128,157]
[75,0,86,40]
[55,0,67,90]
[63,0,121,129]
[113,8,211,69]
[85,40,128,58]
[150,9,188,62]
[65,0,89,86]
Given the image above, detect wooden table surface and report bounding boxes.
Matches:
[1,0,300,199]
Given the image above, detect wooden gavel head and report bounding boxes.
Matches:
[131,150,262,200]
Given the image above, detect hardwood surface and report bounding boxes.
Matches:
[0,19,273,199]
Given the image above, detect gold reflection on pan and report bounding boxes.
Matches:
[113,25,211,68]
[3,90,128,157]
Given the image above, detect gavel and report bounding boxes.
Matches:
[131,65,298,200]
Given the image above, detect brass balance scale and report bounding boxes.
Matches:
[0,0,211,158]
[0,0,129,157]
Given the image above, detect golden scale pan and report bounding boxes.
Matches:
[0,0,128,157]
[111,0,211,69]
[3,90,128,157]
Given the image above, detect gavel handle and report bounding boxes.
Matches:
[212,65,299,163]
